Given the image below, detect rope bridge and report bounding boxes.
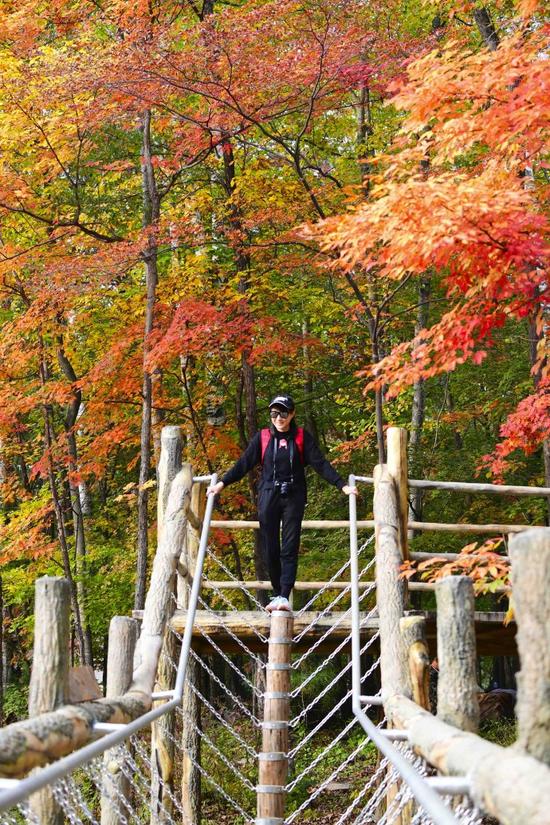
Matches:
[1,426,549,825]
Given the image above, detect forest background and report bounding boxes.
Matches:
[0,0,547,721]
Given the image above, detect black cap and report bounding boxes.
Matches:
[268,394,295,411]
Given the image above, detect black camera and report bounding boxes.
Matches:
[276,481,291,497]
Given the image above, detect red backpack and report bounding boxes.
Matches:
[261,427,304,464]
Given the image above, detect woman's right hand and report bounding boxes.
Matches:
[207,480,225,496]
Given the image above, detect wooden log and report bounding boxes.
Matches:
[200,579,510,595]
[400,616,430,711]
[29,577,70,825]
[509,528,550,766]
[407,478,550,497]
[435,576,479,732]
[374,465,410,825]
[181,481,206,825]
[132,464,193,697]
[211,518,535,534]
[101,617,139,825]
[386,694,550,825]
[150,426,184,825]
[202,579,374,591]
[387,427,409,561]
[257,612,292,823]
[374,466,410,702]
[0,467,193,779]
[399,616,430,825]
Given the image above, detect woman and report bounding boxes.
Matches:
[208,394,357,611]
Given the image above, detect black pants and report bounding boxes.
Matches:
[258,488,305,598]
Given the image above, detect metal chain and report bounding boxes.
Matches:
[173,614,263,693]
[52,776,98,825]
[296,557,354,615]
[285,735,371,824]
[293,559,376,643]
[164,717,255,824]
[189,650,261,726]
[172,706,256,791]
[194,592,267,670]
[286,716,360,791]
[290,639,380,729]
[297,533,375,614]
[204,545,268,618]
[354,767,394,825]
[131,735,188,821]
[181,675,260,754]
[292,586,375,668]
[87,754,137,825]
[290,617,378,698]
[202,580,268,643]
[334,757,390,825]
[289,655,380,755]
[118,741,178,825]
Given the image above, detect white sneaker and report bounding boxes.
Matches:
[266,596,291,613]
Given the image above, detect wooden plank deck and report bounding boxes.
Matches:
[164,609,517,657]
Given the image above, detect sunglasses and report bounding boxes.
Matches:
[270,409,290,420]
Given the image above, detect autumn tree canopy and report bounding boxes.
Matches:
[0,0,548,681]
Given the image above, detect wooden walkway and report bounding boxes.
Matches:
[161,609,517,656]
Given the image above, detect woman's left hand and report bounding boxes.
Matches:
[342,485,358,496]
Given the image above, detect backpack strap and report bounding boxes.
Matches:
[260,428,271,463]
[260,426,305,464]
[295,427,304,463]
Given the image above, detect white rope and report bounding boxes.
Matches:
[187,649,262,731]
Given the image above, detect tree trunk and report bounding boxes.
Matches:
[135,108,161,611]
[473,6,499,51]
[302,318,319,442]
[39,349,87,664]
[408,277,431,533]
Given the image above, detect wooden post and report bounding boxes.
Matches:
[29,577,71,825]
[386,427,409,562]
[509,528,550,766]
[151,426,183,824]
[400,616,430,711]
[399,615,430,825]
[374,465,410,703]
[257,611,292,825]
[101,616,139,825]
[181,480,206,825]
[435,576,479,732]
[374,465,411,825]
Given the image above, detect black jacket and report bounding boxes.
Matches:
[221,422,345,498]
